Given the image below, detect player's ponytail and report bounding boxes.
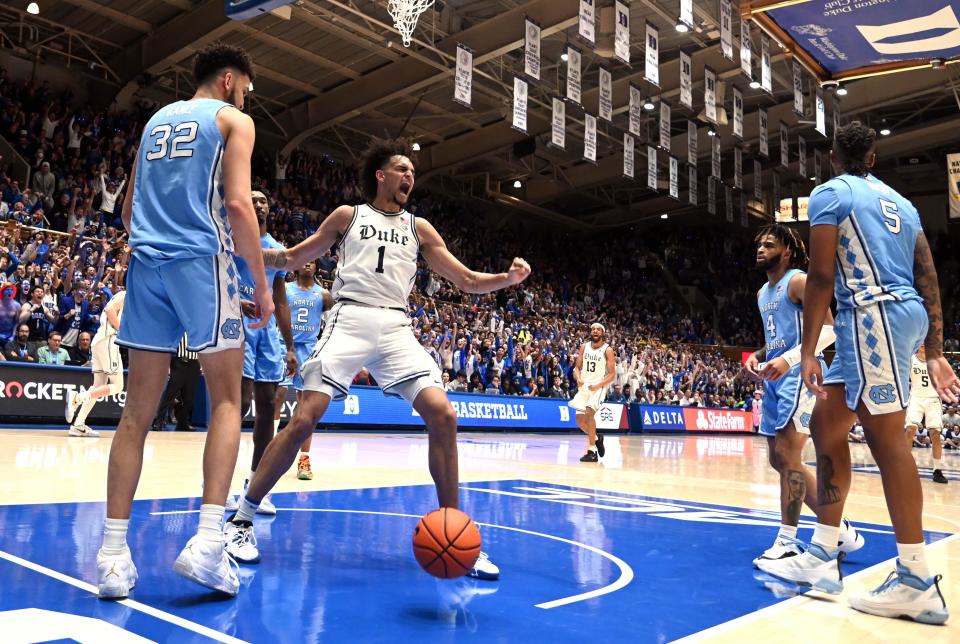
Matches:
[834,121,876,177]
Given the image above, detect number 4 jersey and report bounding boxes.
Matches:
[757,268,803,361]
[130,98,235,266]
[332,203,419,309]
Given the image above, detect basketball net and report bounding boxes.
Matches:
[387,0,434,47]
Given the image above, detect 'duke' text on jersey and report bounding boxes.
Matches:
[359,225,410,246]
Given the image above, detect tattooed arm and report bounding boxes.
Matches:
[914,231,960,403]
[262,205,352,270]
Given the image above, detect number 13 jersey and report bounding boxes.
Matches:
[332,203,420,309]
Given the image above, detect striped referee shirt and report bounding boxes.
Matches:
[177,334,199,361]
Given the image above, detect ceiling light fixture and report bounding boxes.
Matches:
[707,128,717,137]
[749,78,761,89]
[412,142,421,151]
[675,22,689,33]
[836,86,848,96]
[561,52,569,62]
[643,99,656,111]
[880,127,891,136]
[660,213,669,219]
[27,3,39,15]
[513,179,522,188]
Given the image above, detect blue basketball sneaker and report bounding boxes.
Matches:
[849,560,949,624]
[756,542,844,594]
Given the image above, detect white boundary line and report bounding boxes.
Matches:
[149,507,634,610]
[670,531,960,643]
[0,549,249,644]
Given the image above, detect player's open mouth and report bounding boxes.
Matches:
[399,182,411,195]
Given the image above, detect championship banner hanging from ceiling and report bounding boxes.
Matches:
[567,46,582,104]
[689,166,699,205]
[680,0,694,31]
[615,0,631,65]
[752,0,960,80]
[814,149,822,184]
[792,60,804,116]
[645,22,660,86]
[733,86,743,139]
[524,17,541,81]
[660,101,672,151]
[720,0,734,61]
[584,113,597,162]
[688,120,699,164]
[512,77,528,133]
[759,107,769,157]
[704,67,717,123]
[629,84,642,135]
[599,66,613,121]
[579,0,596,46]
[551,97,566,150]
[780,122,789,168]
[708,177,717,214]
[680,51,693,109]
[725,185,734,223]
[760,32,773,93]
[712,136,721,179]
[949,153,960,219]
[740,19,753,78]
[647,145,658,191]
[754,158,763,203]
[798,135,807,178]
[454,44,473,108]
[815,88,826,136]
[670,156,679,198]
[624,133,635,179]
[734,146,743,190]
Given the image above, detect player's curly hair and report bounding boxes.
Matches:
[360,138,415,200]
[193,41,255,85]
[755,223,808,269]
[834,121,876,177]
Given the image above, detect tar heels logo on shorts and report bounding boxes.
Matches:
[800,413,812,428]
[221,318,242,340]
[869,384,897,405]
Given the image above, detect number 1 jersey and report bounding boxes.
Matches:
[130,98,234,266]
[332,203,419,309]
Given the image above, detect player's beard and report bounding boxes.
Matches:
[757,252,782,272]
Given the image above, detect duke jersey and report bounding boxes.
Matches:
[808,173,923,310]
[130,99,234,266]
[93,291,125,343]
[286,282,325,345]
[235,233,286,326]
[758,269,803,360]
[333,203,418,309]
[910,356,939,401]
[580,342,610,386]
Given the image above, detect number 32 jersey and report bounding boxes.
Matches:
[130,98,234,266]
[332,203,419,309]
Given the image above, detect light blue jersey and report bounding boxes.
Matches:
[237,233,286,382]
[130,99,233,266]
[810,173,928,414]
[808,173,922,310]
[758,268,803,361]
[286,282,325,346]
[757,269,820,435]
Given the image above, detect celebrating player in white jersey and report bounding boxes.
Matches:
[570,323,615,462]
[65,289,126,438]
[905,347,948,484]
[223,139,530,579]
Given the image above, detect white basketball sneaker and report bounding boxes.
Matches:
[849,560,949,624]
[753,536,804,568]
[224,520,260,564]
[467,551,500,581]
[173,536,240,596]
[97,546,138,599]
[256,493,276,516]
[756,542,843,594]
[225,494,240,513]
[68,424,100,437]
[837,518,865,555]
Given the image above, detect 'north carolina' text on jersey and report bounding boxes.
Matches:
[130,99,233,266]
[235,233,285,328]
[333,203,419,309]
[580,342,610,386]
[807,173,922,310]
[286,282,325,345]
[757,269,802,359]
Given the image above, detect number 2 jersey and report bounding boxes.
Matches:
[807,173,923,311]
[129,98,234,266]
[332,203,419,309]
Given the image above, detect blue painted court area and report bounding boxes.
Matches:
[0,480,951,643]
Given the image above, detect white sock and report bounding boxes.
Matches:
[896,542,930,579]
[776,524,798,541]
[274,419,280,431]
[73,398,97,426]
[102,518,129,554]
[75,389,90,404]
[197,504,224,543]
[812,522,840,550]
[932,458,942,470]
[233,497,259,523]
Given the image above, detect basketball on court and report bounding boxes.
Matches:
[412,508,481,579]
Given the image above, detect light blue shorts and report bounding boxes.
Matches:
[279,341,313,391]
[759,360,823,436]
[824,299,927,414]
[243,320,284,383]
[117,253,242,353]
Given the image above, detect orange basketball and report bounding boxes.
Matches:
[412,507,482,579]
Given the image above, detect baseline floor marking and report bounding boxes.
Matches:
[0,549,249,644]
[149,507,633,610]
[670,531,960,643]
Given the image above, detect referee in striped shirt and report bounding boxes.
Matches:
[152,334,201,431]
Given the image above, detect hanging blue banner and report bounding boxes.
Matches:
[767,0,960,74]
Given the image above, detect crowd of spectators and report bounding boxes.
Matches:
[2,69,957,411]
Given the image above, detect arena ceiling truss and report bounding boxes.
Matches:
[2,0,959,228]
